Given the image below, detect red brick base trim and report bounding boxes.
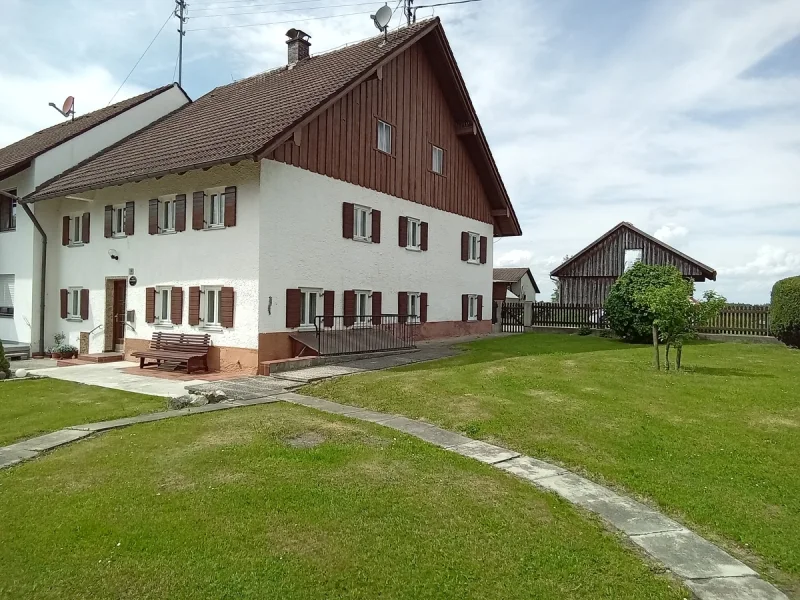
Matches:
[416,320,492,341]
[124,338,259,375]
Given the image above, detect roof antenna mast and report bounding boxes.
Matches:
[48,96,75,122]
[175,0,187,86]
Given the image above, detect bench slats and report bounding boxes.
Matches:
[131,331,212,373]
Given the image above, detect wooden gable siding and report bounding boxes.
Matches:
[267,43,492,225]
[558,227,705,278]
[559,277,617,306]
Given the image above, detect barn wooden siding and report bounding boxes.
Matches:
[559,277,618,306]
[267,43,493,225]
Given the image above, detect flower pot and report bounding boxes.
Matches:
[52,352,62,359]
[71,351,79,359]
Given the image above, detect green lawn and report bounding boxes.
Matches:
[308,334,800,593]
[0,379,166,446]
[0,404,686,599]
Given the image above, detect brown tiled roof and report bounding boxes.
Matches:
[29,20,439,201]
[0,85,176,181]
[493,267,540,293]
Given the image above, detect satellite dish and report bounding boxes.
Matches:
[62,96,75,115]
[372,4,392,31]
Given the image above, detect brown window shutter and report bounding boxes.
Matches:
[462,294,469,322]
[224,186,237,228]
[397,291,408,324]
[477,295,484,321]
[220,286,234,328]
[171,286,183,325]
[125,201,135,236]
[80,288,89,321]
[342,202,354,239]
[104,205,113,238]
[148,199,159,235]
[60,289,68,319]
[398,216,408,247]
[480,236,488,264]
[461,231,468,261]
[420,292,428,323]
[286,288,301,328]
[188,287,201,325]
[421,222,429,251]
[62,216,70,246]
[371,209,381,243]
[323,290,334,328]
[371,291,382,325]
[175,194,186,232]
[343,290,355,327]
[82,212,90,244]
[145,287,156,324]
[192,191,205,230]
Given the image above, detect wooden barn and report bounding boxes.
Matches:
[550,222,716,306]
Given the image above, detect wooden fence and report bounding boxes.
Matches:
[529,303,609,329]
[697,304,771,336]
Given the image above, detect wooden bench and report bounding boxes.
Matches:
[131,332,211,374]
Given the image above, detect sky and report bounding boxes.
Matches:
[1,0,798,303]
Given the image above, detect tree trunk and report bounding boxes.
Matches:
[676,345,682,371]
[652,325,660,370]
[665,343,671,371]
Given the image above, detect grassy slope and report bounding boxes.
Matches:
[0,379,165,446]
[308,334,800,590]
[0,405,685,600]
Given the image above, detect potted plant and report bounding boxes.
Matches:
[52,333,66,359]
[44,347,53,358]
[65,345,79,359]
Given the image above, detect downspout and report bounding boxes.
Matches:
[1,191,46,355]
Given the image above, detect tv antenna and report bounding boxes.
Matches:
[49,96,75,122]
[371,4,393,41]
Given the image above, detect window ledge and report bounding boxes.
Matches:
[111,233,127,239]
[299,325,316,332]
[68,242,85,248]
[154,322,174,329]
[158,229,177,236]
[67,317,82,322]
[200,325,223,332]
[405,246,421,252]
[203,225,225,232]
[467,259,480,265]
[0,313,13,318]
[0,229,16,234]
[353,237,372,244]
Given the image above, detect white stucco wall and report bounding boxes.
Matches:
[37,162,260,353]
[258,160,494,332]
[31,85,188,188]
[0,168,36,345]
[511,275,538,302]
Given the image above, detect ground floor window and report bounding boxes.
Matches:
[203,286,221,326]
[0,274,14,316]
[300,288,321,327]
[355,290,370,325]
[407,292,421,323]
[68,287,82,320]
[155,286,171,324]
[468,294,479,321]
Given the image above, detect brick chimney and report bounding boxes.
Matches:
[286,28,311,64]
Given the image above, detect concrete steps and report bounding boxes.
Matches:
[57,352,125,367]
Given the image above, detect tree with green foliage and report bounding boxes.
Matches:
[604,262,687,343]
[0,339,10,379]
[770,276,800,348]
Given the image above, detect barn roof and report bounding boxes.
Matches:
[493,267,541,293]
[550,221,717,280]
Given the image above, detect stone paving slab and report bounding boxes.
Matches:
[0,446,38,468]
[68,409,190,432]
[185,377,290,400]
[630,529,756,580]
[381,417,472,448]
[272,365,362,383]
[496,455,567,481]
[450,440,520,464]
[685,576,789,600]
[337,407,396,424]
[14,429,92,452]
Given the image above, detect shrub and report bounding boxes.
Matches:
[577,325,592,336]
[0,340,10,379]
[604,263,686,343]
[770,276,800,348]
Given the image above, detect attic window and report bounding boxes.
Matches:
[624,249,643,271]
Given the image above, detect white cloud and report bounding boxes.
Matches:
[494,249,532,268]
[654,224,689,242]
[722,245,800,277]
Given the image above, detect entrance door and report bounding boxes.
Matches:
[112,279,127,352]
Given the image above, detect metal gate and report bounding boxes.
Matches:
[501,302,525,333]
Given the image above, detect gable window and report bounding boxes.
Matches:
[300,288,321,328]
[0,274,14,317]
[432,146,444,174]
[155,286,172,325]
[354,205,371,241]
[624,249,643,271]
[468,232,480,263]
[202,286,222,327]
[207,191,225,229]
[160,197,176,232]
[0,190,16,232]
[407,292,421,323]
[468,294,479,321]
[377,120,392,154]
[68,287,82,320]
[407,218,421,250]
[355,290,370,325]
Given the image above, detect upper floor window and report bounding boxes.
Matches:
[354,205,371,241]
[432,146,444,174]
[111,205,126,237]
[377,120,392,154]
[624,249,643,271]
[0,190,16,232]
[407,217,421,250]
[207,191,225,228]
[468,232,480,263]
[68,213,88,246]
[0,274,14,317]
[160,197,176,232]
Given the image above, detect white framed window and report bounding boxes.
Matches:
[202,286,222,327]
[68,287,82,320]
[468,232,480,263]
[111,204,126,237]
[354,205,371,241]
[407,217,421,250]
[624,249,643,271]
[0,274,14,317]
[155,286,172,325]
[407,292,421,324]
[355,290,370,325]
[377,120,392,154]
[206,189,225,229]
[71,213,85,245]
[432,145,444,174]
[300,288,322,328]
[468,294,478,321]
[160,197,176,233]
[1,190,16,232]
